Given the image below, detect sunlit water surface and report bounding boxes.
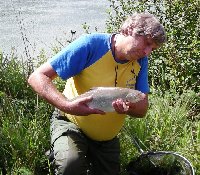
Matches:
[0,0,109,56]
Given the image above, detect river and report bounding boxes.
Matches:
[0,0,110,56]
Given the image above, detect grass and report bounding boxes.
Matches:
[0,50,199,175]
[0,51,53,174]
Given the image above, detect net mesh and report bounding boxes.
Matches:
[126,152,194,175]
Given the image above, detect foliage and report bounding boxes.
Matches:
[0,51,52,174]
[0,51,33,99]
[106,0,200,93]
[120,89,200,174]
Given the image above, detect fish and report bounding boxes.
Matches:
[71,87,144,112]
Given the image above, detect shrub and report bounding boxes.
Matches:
[0,51,52,174]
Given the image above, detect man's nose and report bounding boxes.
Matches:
[144,46,153,56]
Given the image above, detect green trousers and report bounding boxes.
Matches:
[50,109,120,175]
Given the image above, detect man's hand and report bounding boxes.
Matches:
[64,96,105,116]
[112,98,130,114]
[112,93,148,118]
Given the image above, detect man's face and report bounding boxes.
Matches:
[122,33,159,61]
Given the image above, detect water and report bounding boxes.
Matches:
[0,0,110,56]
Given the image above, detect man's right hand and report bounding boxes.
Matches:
[63,96,105,116]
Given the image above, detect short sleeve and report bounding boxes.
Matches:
[48,33,111,80]
[135,57,150,93]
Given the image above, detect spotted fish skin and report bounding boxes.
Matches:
[71,87,144,112]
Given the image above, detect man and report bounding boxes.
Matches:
[28,12,166,175]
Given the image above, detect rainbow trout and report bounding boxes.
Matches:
[71,87,144,112]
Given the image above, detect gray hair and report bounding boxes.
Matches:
[120,12,167,46]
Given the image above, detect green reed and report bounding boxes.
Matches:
[0,51,52,174]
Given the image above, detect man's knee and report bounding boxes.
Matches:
[54,150,90,175]
[51,134,89,175]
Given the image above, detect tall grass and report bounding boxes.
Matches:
[0,51,53,174]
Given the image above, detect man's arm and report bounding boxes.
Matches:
[125,94,148,118]
[28,62,105,116]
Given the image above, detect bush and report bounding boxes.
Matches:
[0,51,52,174]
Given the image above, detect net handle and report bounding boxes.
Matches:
[123,126,145,153]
